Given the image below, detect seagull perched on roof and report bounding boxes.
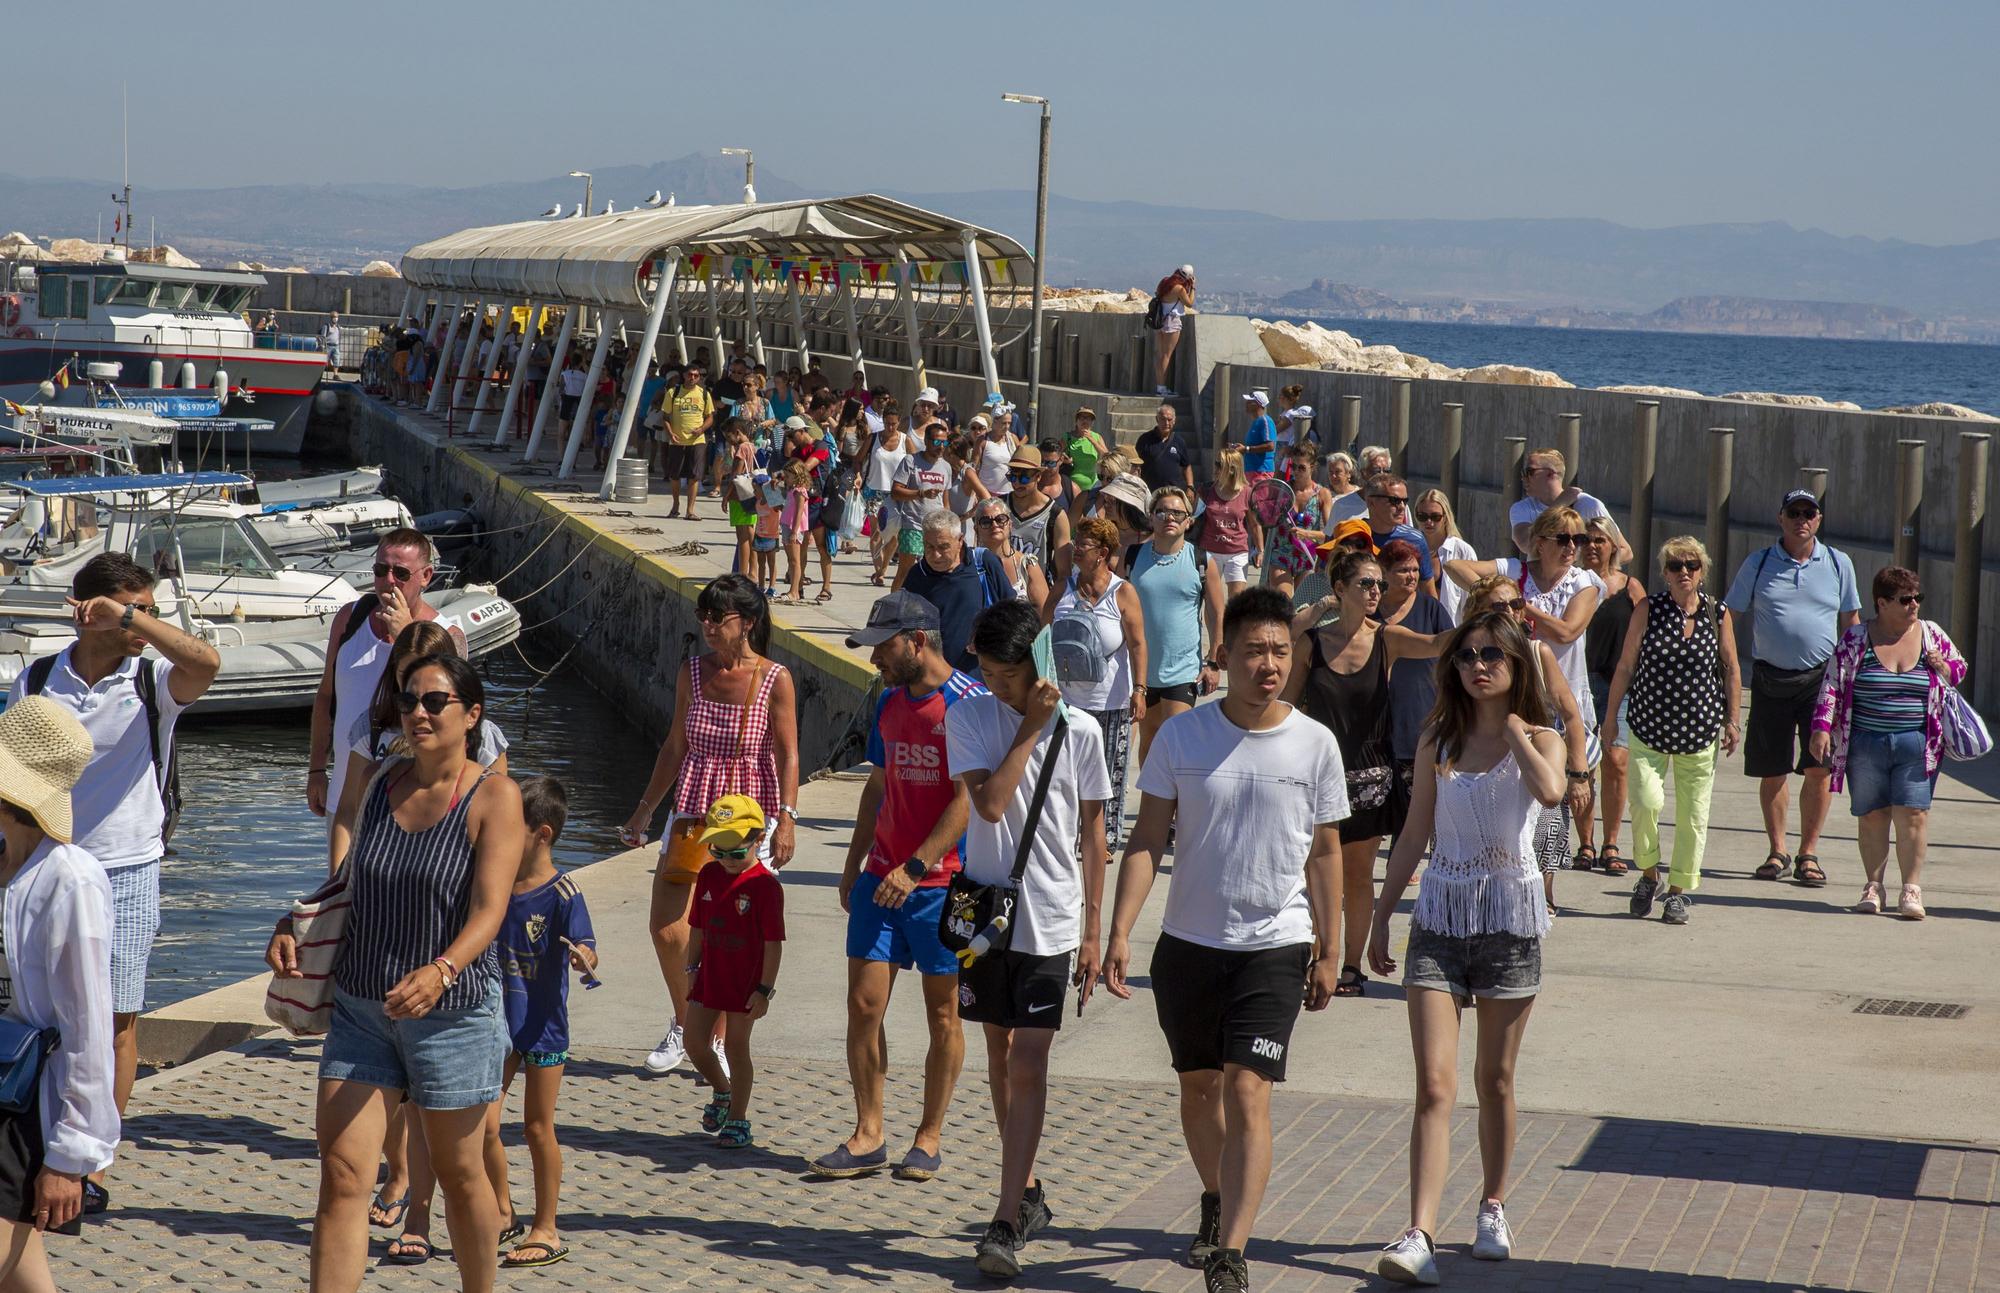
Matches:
[570,203,584,218]
[541,204,564,218]
[643,190,664,207]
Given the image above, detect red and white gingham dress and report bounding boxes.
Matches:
[672,655,785,820]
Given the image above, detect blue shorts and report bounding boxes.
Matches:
[845,871,958,976]
[1846,727,1936,816]
[319,985,508,1110]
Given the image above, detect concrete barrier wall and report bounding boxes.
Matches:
[251,272,407,317]
[1217,363,2000,709]
[329,391,877,771]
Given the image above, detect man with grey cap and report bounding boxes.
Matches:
[1725,487,1861,887]
[816,591,984,1184]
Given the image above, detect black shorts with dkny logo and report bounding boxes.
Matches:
[1150,932,1311,1081]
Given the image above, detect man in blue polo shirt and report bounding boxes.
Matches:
[1724,488,1861,888]
[1361,473,1436,593]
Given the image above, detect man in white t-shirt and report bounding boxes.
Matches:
[947,600,1111,1281]
[1106,586,1347,1291]
[1509,447,1631,563]
[9,552,220,1212]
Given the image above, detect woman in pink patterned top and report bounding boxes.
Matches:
[621,574,799,1074]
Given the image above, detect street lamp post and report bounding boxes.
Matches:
[721,148,756,204]
[1002,93,1050,433]
[568,170,592,217]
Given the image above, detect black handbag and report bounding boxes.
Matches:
[939,717,1069,965]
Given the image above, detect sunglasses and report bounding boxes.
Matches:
[1494,597,1528,613]
[122,602,161,618]
[1414,511,1446,525]
[1784,507,1819,520]
[1664,559,1703,574]
[1153,508,1191,520]
[1894,592,1924,606]
[1007,470,1037,484]
[709,842,756,860]
[1350,577,1386,592]
[696,610,741,625]
[1452,645,1509,668]
[1370,495,1409,507]
[395,690,465,716]
[1547,533,1586,547]
[373,562,416,581]
[974,515,1009,528]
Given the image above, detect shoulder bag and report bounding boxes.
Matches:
[1930,625,1991,761]
[939,717,1068,966]
[0,1019,58,1114]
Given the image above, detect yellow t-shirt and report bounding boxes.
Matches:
[665,384,715,447]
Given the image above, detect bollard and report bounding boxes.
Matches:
[1504,437,1527,508]
[1390,378,1411,468]
[1799,466,1829,510]
[1557,413,1581,484]
[1706,428,1734,597]
[1892,440,1926,572]
[1440,403,1464,512]
[1952,433,1989,684]
[1631,402,1659,575]
[1341,395,1362,457]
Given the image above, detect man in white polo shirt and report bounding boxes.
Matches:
[1509,446,1632,564]
[9,551,220,1213]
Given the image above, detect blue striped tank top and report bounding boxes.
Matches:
[1851,647,1928,734]
[334,761,498,1010]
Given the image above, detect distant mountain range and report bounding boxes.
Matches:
[5,153,1998,330]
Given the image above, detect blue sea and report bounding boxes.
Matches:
[1275,317,2000,415]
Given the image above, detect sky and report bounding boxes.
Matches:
[13,0,2000,246]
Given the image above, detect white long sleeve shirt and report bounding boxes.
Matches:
[2,840,118,1175]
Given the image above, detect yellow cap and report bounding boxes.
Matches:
[698,793,767,844]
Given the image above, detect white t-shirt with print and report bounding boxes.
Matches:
[945,696,1111,957]
[1138,702,1348,951]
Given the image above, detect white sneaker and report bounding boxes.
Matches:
[1473,1201,1512,1260]
[1377,1228,1439,1285]
[643,1022,686,1074]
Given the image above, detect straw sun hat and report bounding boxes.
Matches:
[0,696,92,843]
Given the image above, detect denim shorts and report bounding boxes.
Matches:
[1403,923,1542,1001]
[1846,727,1936,816]
[319,984,508,1109]
[846,871,957,976]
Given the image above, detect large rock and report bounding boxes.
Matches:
[0,231,43,260]
[1459,363,1573,389]
[1719,391,1862,411]
[1254,319,1367,369]
[132,244,199,268]
[1878,401,1997,420]
[46,237,115,263]
[361,260,401,278]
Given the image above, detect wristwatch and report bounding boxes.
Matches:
[119,604,136,630]
[901,857,928,882]
[1565,768,1591,783]
[753,983,776,1001]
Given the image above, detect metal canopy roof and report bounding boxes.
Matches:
[399,194,1033,311]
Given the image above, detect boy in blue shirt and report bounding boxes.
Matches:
[487,776,598,1268]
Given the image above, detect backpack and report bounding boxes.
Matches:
[24,653,182,844]
[1143,295,1165,331]
[968,546,1009,609]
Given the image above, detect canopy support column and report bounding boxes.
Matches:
[424,294,464,414]
[787,277,809,371]
[393,285,414,329]
[490,302,544,446]
[445,297,487,420]
[843,279,865,386]
[558,315,618,480]
[744,271,766,368]
[961,230,1000,400]
[897,253,926,391]
[465,301,522,441]
[522,306,577,463]
[600,255,680,499]
[708,277,725,371]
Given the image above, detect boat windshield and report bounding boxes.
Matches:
[132,514,281,579]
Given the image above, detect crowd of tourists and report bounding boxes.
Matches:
[0,335,1982,1293]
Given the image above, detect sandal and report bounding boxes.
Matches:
[502,1240,570,1268]
[1898,884,1926,921]
[1572,844,1598,872]
[368,1191,409,1229]
[701,1094,732,1134]
[385,1235,434,1265]
[1854,881,1883,914]
[717,1118,755,1148]
[1794,853,1827,888]
[1601,846,1630,876]
[1753,851,1791,881]
[815,588,835,603]
[1334,965,1368,998]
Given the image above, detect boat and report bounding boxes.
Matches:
[0,400,177,456]
[0,256,328,455]
[240,465,385,507]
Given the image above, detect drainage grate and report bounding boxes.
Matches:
[1853,998,1970,1020]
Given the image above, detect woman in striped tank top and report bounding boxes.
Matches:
[273,652,525,1292]
[621,574,799,1076]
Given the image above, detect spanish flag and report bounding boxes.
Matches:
[54,362,70,390]
[2,399,24,417]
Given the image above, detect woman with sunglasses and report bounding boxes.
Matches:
[622,574,799,1077]
[1577,515,1643,874]
[1130,486,1227,768]
[1199,447,1253,595]
[1284,548,1442,997]
[1367,612,1567,1283]
[1044,516,1147,855]
[1602,538,1741,925]
[1410,490,1476,623]
[1809,567,1967,920]
[274,653,525,1293]
[970,497,1050,607]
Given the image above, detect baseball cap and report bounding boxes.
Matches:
[783,414,812,432]
[1781,488,1821,512]
[1009,444,1044,471]
[846,589,943,648]
[1242,390,1269,406]
[698,793,766,844]
[1178,263,1195,277]
[914,386,941,405]
[968,414,990,430]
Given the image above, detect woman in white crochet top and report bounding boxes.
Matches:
[1366,610,1567,1284]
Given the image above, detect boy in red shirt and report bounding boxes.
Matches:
[684,794,785,1148]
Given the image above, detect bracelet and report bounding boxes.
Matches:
[431,956,458,991]
[309,767,327,776]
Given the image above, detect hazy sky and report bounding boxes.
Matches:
[15,0,1998,245]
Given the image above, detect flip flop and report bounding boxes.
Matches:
[502,1240,571,1268]
[385,1235,434,1265]
[368,1191,409,1229]
[498,1216,526,1251]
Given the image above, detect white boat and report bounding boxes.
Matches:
[242,492,415,560]
[0,258,327,455]
[242,466,385,507]
[0,401,177,454]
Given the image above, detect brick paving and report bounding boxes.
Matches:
[66,1040,2000,1291]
